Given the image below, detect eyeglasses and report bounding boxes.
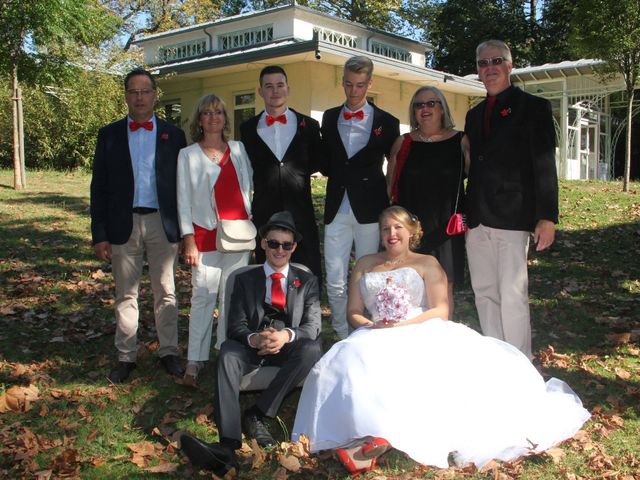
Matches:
[266,239,294,251]
[201,110,224,117]
[126,88,156,96]
[413,100,442,109]
[477,56,506,68]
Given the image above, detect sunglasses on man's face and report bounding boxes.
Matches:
[477,56,506,68]
[413,100,442,109]
[266,239,294,251]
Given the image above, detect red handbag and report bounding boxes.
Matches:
[446,148,467,236]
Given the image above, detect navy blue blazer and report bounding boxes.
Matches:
[90,117,187,245]
[464,86,558,232]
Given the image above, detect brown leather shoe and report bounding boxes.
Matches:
[108,362,136,383]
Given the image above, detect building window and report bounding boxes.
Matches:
[158,38,207,64]
[233,92,255,140]
[219,25,273,51]
[313,27,357,48]
[370,41,411,63]
[160,101,182,128]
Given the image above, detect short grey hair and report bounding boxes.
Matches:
[344,55,374,80]
[476,40,512,62]
[189,94,230,143]
[409,86,454,130]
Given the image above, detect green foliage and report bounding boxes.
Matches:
[530,0,580,65]
[0,70,126,170]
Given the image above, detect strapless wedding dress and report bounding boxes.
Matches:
[292,267,590,468]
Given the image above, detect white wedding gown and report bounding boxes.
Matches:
[292,267,590,468]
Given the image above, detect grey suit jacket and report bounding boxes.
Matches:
[226,265,321,346]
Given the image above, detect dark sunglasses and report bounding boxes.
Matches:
[413,100,442,109]
[477,56,506,68]
[266,239,294,251]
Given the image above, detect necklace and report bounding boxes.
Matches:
[200,142,227,164]
[384,255,407,266]
[417,131,442,143]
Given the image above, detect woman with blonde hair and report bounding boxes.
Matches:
[177,94,253,385]
[293,206,589,476]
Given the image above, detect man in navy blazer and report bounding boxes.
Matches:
[321,55,400,339]
[90,68,187,383]
[179,211,322,477]
[464,40,558,359]
[240,65,323,281]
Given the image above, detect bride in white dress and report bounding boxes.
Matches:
[292,206,590,475]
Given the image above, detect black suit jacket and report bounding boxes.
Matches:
[321,104,400,224]
[464,86,558,232]
[240,110,322,278]
[90,117,187,245]
[226,265,321,347]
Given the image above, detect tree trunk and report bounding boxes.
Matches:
[12,63,25,190]
[622,88,634,192]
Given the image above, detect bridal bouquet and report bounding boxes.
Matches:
[375,276,410,323]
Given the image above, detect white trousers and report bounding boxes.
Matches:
[324,208,380,339]
[188,250,250,360]
[465,224,532,359]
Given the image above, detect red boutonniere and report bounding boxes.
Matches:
[291,279,302,289]
[500,108,511,117]
[299,118,306,128]
[161,132,169,140]
[373,126,382,136]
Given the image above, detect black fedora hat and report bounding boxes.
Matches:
[258,211,303,242]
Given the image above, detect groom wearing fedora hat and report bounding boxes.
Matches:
[180,211,322,476]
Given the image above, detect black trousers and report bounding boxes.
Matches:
[213,337,323,442]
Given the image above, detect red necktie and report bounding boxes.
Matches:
[266,114,287,126]
[483,96,497,138]
[270,272,286,311]
[129,121,153,132]
[343,110,364,120]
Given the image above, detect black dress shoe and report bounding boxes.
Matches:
[242,412,275,447]
[108,362,136,383]
[180,433,238,476]
[160,355,185,377]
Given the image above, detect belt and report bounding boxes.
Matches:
[132,207,158,215]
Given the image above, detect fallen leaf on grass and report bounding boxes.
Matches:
[127,441,157,457]
[545,447,565,463]
[271,466,288,480]
[614,367,631,380]
[34,470,52,480]
[278,454,301,472]
[50,448,80,475]
[0,384,40,413]
[144,461,178,473]
[250,439,266,469]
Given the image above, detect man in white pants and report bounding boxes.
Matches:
[464,40,558,359]
[319,56,400,339]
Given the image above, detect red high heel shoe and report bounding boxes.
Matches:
[335,446,377,477]
[360,437,391,459]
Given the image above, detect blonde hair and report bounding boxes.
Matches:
[189,94,230,143]
[344,55,374,80]
[408,86,454,130]
[379,206,423,250]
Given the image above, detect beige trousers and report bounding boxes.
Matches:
[111,212,179,362]
[465,224,532,359]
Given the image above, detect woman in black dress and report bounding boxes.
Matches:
[387,86,469,315]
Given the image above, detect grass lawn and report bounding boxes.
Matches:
[0,169,639,479]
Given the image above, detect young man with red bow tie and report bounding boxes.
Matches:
[320,55,400,339]
[240,66,322,282]
[90,68,187,383]
[179,211,322,477]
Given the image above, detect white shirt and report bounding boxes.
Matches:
[336,102,374,214]
[128,114,159,209]
[257,109,297,161]
[247,262,296,346]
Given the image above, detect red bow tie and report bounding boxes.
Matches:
[343,110,364,120]
[266,114,287,126]
[129,121,153,132]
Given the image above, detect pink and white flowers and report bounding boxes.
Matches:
[375,276,410,322]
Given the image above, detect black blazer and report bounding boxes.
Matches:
[321,104,400,224]
[226,265,321,346]
[240,109,321,231]
[464,86,558,232]
[90,117,187,245]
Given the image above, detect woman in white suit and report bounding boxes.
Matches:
[177,94,253,385]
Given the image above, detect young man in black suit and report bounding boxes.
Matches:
[321,55,400,339]
[90,68,187,383]
[464,40,558,359]
[240,66,323,281]
[179,211,322,477]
